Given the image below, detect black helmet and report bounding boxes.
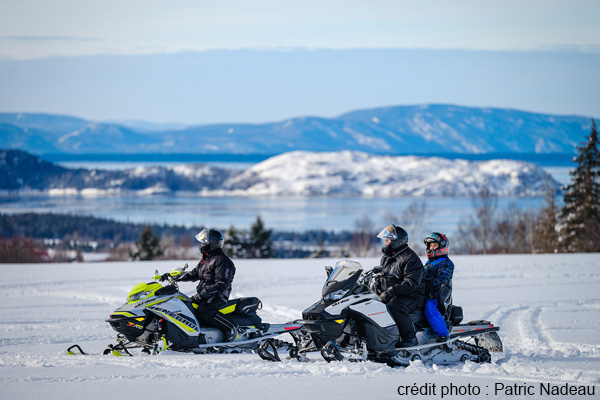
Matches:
[377,225,408,255]
[195,228,224,253]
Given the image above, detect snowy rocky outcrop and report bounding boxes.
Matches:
[221,151,559,197]
[1,149,559,197]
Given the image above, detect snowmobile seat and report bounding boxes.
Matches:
[450,305,463,325]
[219,297,262,316]
[434,284,464,325]
[437,284,452,316]
[215,297,263,327]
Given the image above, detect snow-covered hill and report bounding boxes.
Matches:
[222,151,559,197]
[1,254,598,400]
[1,149,559,197]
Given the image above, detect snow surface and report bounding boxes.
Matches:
[1,254,599,399]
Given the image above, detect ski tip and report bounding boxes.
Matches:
[66,344,86,355]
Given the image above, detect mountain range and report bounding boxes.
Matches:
[0,149,559,197]
[0,104,594,156]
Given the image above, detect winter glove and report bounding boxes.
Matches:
[427,291,437,300]
[379,288,394,303]
[371,273,383,294]
[191,293,203,303]
[191,289,212,301]
[159,273,170,282]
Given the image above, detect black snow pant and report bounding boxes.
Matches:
[387,296,422,341]
[194,298,237,337]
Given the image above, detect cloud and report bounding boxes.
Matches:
[1,36,101,42]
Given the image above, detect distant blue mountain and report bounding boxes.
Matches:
[0,104,593,156]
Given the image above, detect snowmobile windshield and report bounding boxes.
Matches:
[322,260,363,301]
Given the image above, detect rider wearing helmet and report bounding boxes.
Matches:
[423,232,454,342]
[179,228,238,341]
[375,225,425,348]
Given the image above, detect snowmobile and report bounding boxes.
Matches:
[259,260,503,366]
[93,264,303,356]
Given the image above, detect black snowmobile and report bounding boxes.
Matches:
[260,260,502,366]
[73,264,303,356]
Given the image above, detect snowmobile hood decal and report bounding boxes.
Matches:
[219,304,236,314]
[111,311,135,317]
[148,306,199,333]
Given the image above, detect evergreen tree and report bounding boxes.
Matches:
[559,119,600,252]
[310,234,329,258]
[131,225,163,260]
[224,225,247,258]
[223,217,276,259]
[248,216,276,258]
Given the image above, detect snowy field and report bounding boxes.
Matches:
[1,254,599,399]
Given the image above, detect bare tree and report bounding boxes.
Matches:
[384,199,429,256]
[535,178,560,253]
[454,188,497,254]
[473,187,497,254]
[455,215,481,254]
[0,236,47,263]
[492,201,519,253]
[515,208,537,254]
[350,216,376,257]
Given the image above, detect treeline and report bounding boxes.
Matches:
[0,212,354,262]
[0,212,351,246]
[0,212,197,245]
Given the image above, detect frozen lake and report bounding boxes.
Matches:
[0,161,570,233]
[0,193,548,234]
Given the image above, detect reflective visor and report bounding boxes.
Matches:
[424,233,441,244]
[377,225,398,240]
[195,229,209,244]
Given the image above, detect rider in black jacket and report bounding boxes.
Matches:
[178,228,237,342]
[376,225,425,348]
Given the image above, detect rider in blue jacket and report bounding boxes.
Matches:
[423,232,454,342]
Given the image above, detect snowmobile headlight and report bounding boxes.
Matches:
[323,289,349,302]
[129,290,151,302]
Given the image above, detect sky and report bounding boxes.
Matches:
[0,0,599,124]
[2,0,600,59]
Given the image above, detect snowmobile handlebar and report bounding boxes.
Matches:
[357,269,382,294]
[154,263,189,284]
